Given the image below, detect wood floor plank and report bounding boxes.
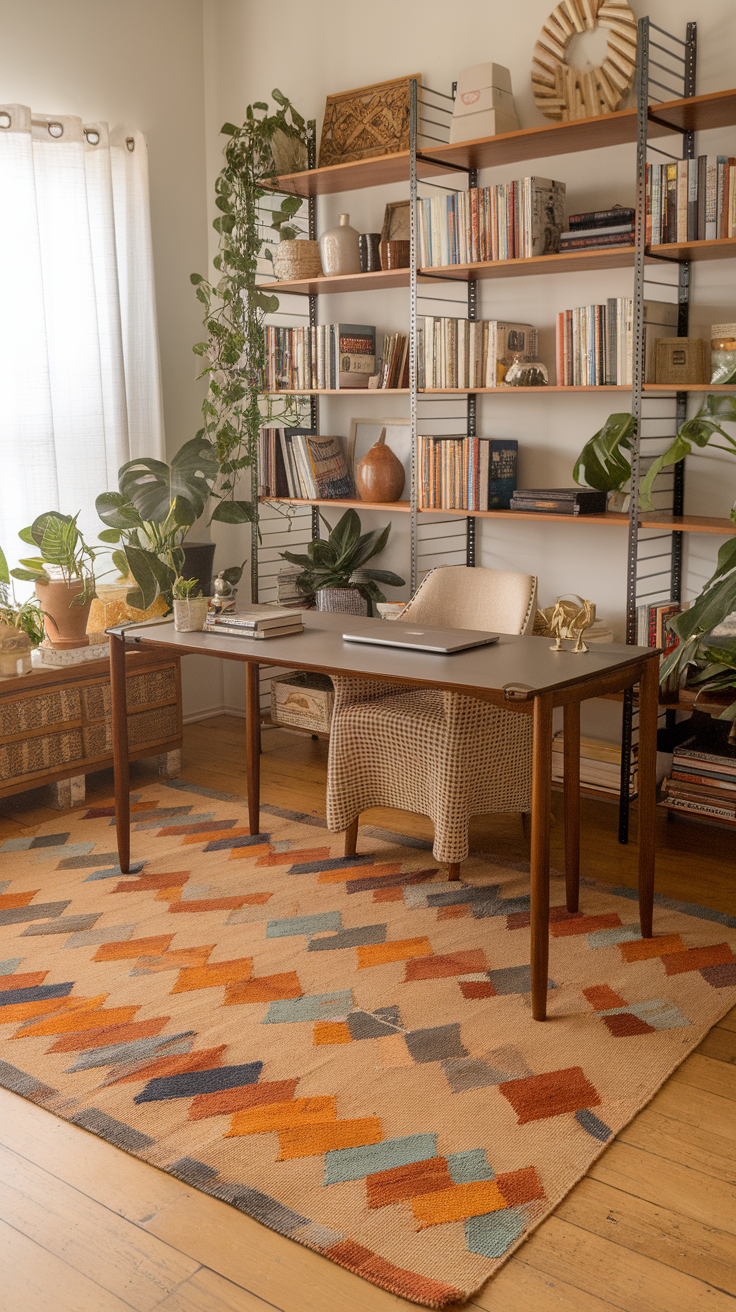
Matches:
[646,1077,736,1141]
[617,1105,736,1182]
[553,1175,736,1294]
[474,1253,619,1312]
[670,1053,736,1101]
[154,1265,280,1312]
[718,1006,736,1033]
[0,1213,136,1312]
[697,1025,736,1065]
[0,1140,199,1311]
[588,1140,736,1236]
[508,1215,734,1312]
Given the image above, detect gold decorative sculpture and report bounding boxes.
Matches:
[537,594,596,653]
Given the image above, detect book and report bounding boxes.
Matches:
[568,206,635,228]
[673,746,736,769]
[304,435,353,499]
[204,621,304,640]
[337,323,376,389]
[670,771,736,794]
[511,488,607,514]
[206,606,304,630]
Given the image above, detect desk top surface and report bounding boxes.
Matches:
[114,612,656,701]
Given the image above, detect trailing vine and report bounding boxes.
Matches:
[191,91,310,526]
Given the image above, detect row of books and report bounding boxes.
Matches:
[205,606,304,641]
[262,324,377,391]
[636,600,688,697]
[417,318,538,390]
[416,177,565,268]
[559,206,635,252]
[551,732,638,798]
[418,437,517,511]
[661,745,736,826]
[555,298,678,387]
[646,156,736,246]
[257,427,352,501]
[380,333,410,389]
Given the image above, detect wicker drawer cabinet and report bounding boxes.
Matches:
[0,649,182,807]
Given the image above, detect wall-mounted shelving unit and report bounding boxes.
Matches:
[253,16,736,837]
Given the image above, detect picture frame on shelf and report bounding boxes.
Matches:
[346,418,411,491]
[318,75,421,167]
[381,200,410,242]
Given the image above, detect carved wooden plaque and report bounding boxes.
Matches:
[319,75,422,167]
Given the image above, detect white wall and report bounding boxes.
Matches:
[201,0,736,727]
[0,0,224,716]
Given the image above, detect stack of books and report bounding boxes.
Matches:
[416,177,565,268]
[555,298,678,386]
[552,732,638,798]
[417,318,538,389]
[559,206,635,252]
[509,488,607,516]
[635,600,688,695]
[661,745,736,826]
[205,606,304,641]
[258,428,352,500]
[379,333,409,389]
[646,155,736,245]
[262,324,376,391]
[419,437,517,511]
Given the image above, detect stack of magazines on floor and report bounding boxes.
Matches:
[417,318,538,389]
[552,731,638,799]
[419,437,517,511]
[205,606,304,640]
[661,743,736,826]
[559,206,635,252]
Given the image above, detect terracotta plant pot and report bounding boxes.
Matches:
[356,428,406,503]
[35,577,93,650]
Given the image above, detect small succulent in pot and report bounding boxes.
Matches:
[279,509,405,615]
[172,575,208,633]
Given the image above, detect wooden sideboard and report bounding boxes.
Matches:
[0,649,182,807]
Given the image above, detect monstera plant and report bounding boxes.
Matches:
[659,536,736,735]
[573,413,637,508]
[640,394,736,517]
[96,436,219,610]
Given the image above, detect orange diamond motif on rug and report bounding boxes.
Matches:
[1,780,735,1307]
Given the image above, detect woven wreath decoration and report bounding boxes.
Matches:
[532,0,638,122]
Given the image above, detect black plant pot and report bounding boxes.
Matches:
[181,542,216,596]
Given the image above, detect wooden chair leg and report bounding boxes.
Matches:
[448,863,461,882]
[344,816,359,857]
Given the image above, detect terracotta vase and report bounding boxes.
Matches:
[35,577,93,650]
[319,214,361,275]
[355,428,406,503]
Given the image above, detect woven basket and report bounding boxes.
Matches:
[273,239,322,281]
[315,587,368,616]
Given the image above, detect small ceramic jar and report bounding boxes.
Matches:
[319,214,361,275]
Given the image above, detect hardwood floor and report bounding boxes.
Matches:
[0,713,734,1312]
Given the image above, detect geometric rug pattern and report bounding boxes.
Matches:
[1,780,735,1307]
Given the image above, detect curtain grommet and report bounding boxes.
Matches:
[47,121,64,138]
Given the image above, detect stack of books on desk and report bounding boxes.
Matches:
[552,732,638,798]
[661,745,736,826]
[509,488,607,515]
[205,607,304,640]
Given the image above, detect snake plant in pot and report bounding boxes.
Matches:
[279,510,405,616]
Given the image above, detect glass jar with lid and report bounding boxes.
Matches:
[711,322,736,384]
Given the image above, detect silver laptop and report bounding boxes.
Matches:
[342,621,499,654]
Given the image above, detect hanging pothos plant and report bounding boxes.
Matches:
[190,90,310,526]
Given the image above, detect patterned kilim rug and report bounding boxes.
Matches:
[1,780,735,1307]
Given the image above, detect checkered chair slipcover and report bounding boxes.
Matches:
[326,566,538,864]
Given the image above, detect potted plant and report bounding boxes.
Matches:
[10,513,98,650]
[172,575,208,633]
[573,413,637,511]
[280,509,405,615]
[96,435,220,611]
[0,546,44,677]
[190,92,310,552]
[640,394,736,517]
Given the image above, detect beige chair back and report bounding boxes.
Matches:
[399,565,537,636]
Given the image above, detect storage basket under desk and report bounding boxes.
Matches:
[0,649,182,798]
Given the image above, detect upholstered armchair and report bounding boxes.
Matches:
[326,565,538,879]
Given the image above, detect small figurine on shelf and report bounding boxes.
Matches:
[208,569,239,617]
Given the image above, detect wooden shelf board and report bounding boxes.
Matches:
[260,88,736,198]
[260,499,736,536]
[260,384,736,396]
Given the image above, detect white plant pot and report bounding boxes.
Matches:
[173,597,208,632]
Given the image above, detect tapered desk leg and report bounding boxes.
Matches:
[110,634,130,874]
[246,661,260,836]
[531,692,553,1021]
[638,657,658,938]
[563,700,580,913]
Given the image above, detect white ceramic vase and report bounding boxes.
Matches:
[319,214,361,276]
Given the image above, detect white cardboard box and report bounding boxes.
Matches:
[450,63,518,144]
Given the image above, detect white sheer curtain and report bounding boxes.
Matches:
[0,104,164,565]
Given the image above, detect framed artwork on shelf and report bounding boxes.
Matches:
[346,418,411,491]
[381,200,410,242]
[318,75,421,167]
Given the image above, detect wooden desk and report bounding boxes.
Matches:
[108,615,660,1021]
